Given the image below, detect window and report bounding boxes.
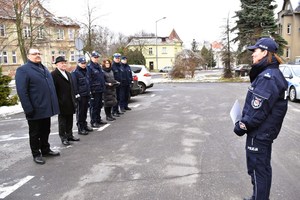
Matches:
[12,51,17,63]
[162,47,167,54]
[0,24,5,37]
[68,29,74,40]
[51,51,55,63]
[287,24,292,34]
[37,26,44,39]
[59,51,66,58]
[24,26,31,38]
[149,48,153,55]
[0,51,8,64]
[286,47,290,58]
[70,51,75,62]
[57,29,64,40]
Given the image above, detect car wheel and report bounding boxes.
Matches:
[138,82,146,93]
[289,86,297,102]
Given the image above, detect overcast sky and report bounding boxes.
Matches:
[44,0,283,48]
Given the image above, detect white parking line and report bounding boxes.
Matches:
[96,124,110,131]
[132,104,140,108]
[0,175,34,199]
[151,94,156,97]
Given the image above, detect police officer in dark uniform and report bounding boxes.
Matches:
[120,56,133,112]
[233,38,288,200]
[111,53,124,117]
[87,51,107,128]
[71,58,93,135]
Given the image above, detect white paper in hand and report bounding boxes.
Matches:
[230,100,242,125]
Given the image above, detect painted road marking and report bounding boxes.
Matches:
[0,132,58,142]
[0,175,34,199]
[132,104,140,108]
[97,124,110,131]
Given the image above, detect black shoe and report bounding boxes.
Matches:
[99,120,107,125]
[33,155,45,165]
[106,116,115,121]
[68,136,80,141]
[78,129,88,135]
[62,139,70,146]
[120,108,126,112]
[124,107,132,110]
[116,111,124,115]
[91,123,100,128]
[112,113,120,117]
[43,150,60,157]
[85,126,94,132]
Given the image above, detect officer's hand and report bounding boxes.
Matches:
[234,121,247,136]
[75,94,81,102]
[25,110,35,118]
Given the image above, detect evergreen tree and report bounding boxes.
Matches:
[191,39,199,53]
[232,0,286,58]
[0,67,18,106]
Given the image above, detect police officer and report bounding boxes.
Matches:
[120,56,133,112]
[87,51,107,128]
[233,38,288,200]
[71,58,93,135]
[111,53,124,117]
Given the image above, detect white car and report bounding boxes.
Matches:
[279,64,300,102]
[129,65,154,93]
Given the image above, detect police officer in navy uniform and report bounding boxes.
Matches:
[71,58,93,135]
[234,38,288,200]
[87,51,107,128]
[120,56,133,112]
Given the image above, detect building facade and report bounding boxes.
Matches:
[0,0,80,77]
[278,0,300,63]
[127,29,183,71]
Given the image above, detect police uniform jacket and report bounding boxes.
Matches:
[87,61,105,93]
[15,60,60,120]
[121,63,133,85]
[71,65,90,97]
[240,57,288,142]
[51,68,76,115]
[112,62,123,83]
[102,66,118,107]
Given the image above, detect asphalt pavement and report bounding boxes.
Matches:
[0,82,299,200]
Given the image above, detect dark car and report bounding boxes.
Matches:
[130,71,141,99]
[234,64,251,77]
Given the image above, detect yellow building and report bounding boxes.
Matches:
[127,29,183,71]
[0,0,80,77]
[277,0,300,63]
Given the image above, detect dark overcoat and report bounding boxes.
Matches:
[51,68,76,115]
[15,60,60,120]
[103,67,118,107]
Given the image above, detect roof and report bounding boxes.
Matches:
[0,0,79,27]
[282,0,300,12]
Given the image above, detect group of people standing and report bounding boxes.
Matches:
[15,48,133,165]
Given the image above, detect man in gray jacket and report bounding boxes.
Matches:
[15,48,60,165]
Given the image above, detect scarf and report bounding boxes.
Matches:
[249,56,278,83]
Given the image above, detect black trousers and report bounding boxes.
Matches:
[76,96,89,129]
[58,114,74,140]
[89,92,103,124]
[104,107,112,117]
[113,86,121,113]
[119,85,130,109]
[246,136,272,200]
[27,118,51,157]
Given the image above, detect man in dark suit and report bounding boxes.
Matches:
[15,48,60,165]
[51,56,80,146]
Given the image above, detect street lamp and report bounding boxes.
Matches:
[155,17,166,70]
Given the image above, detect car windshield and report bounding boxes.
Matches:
[291,66,300,76]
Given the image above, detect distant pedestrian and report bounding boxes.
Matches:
[15,48,60,165]
[233,38,288,200]
[51,56,80,146]
[87,51,107,128]
[102,59,119,121]
[71,58,93,135]
[120,56,133,112]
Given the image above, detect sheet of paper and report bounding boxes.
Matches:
[230,100,242,125]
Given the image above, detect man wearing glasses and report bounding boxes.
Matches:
[15,48,60,165]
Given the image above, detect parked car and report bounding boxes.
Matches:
[234,64,251,77]
[279,64,300,102]
[130,71,141,98]
[129,65,154,93]
[159,66,173,73]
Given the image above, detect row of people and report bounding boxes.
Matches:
[15,48,133,165]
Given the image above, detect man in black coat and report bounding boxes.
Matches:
[51,56,80,146]
[15,48,60,165]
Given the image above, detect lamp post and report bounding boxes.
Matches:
[155,17,166,70]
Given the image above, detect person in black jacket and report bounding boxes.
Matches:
[87,51,107,128]
[233,38,288,200]
[51,56,80,146]
[102,59,119,121]
[120,56,133,112]
[71,58,93,135]
[15,48,60,165]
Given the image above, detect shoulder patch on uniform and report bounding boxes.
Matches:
[251,96,263,109]
[264,72,271,79]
